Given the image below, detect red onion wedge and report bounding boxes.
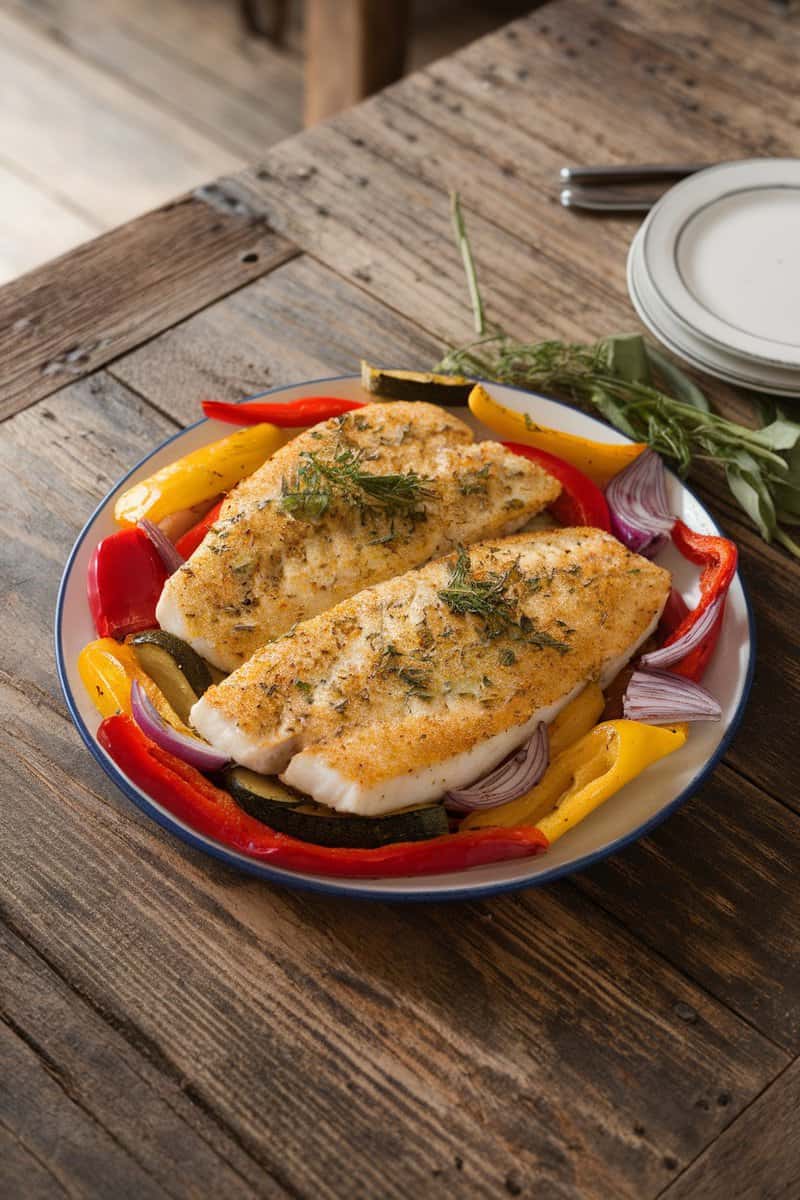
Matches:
[130,679,229,771]
[659,587,690,640]
[138,519,185,576]
[640,594,724,671]
[623,669,721,723]
[445,723,548,811]
[605,449,674,558]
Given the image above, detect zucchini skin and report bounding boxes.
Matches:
[360,361,473,406]
[131,630,212,696]
[224,769,449,848]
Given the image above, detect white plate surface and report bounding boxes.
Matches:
[628,230,800,397]
[56,377,754,901]
[642,158,800,368]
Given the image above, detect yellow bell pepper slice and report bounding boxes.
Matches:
[114,423,292,528]
[463,719,687,835]
[78,638,138,718]
[468,384,647,486]
[548,682,605,759]
[78,638,195,736]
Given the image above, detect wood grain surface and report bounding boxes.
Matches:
[662,1060,800,1200]
[2,1,800,1196]
[0,194,296,421]
[2,0,304,159]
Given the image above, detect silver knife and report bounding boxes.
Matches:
[560,162,713,186]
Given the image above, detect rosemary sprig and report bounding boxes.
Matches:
[281,446,435,524]
[438,548,571,653]
[441,193,800,558]
[438,547,518,634]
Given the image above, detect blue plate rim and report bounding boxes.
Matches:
[55,374,757,903]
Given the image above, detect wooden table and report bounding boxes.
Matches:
[2,2,799,1196]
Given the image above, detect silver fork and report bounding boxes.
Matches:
[559,162,715,213]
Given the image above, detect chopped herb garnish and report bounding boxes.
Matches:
[280,445,435,526]
[459,464,491,495]
[439,548,572,653]
[398,667,433,699]
[294,679,313,699]
[499,648,517,666]
[438,547,518,635]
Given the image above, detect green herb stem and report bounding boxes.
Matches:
[438,208,800,558]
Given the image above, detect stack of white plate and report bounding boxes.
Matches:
[627,158,800,396]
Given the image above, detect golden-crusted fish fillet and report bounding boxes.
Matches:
[190,529,670,815]
[156,402,561,670]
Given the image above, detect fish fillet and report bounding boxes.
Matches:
[156,402,560,670]
[191,529,670,815]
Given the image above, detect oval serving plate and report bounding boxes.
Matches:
[56,375,755,901]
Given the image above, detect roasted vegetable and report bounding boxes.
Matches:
[114,423,290,528]
[463,719,687,833]
[78,638,194,735]
[87,527,167,641]
[99,715,545,877]
[361,361,473,405]
[130,630,211,723]
[224,766,449,847]
[469,384,646,486]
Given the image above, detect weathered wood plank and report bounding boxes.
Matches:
[0,8,244,226]
[0,163,101,286]
[661,1059,800,1200]
[1,0,303,159]
[576,764,800,1052]
[109,254,444,426]
[232,125,636,347]
[1,923,275,1198]
[0,1121,68,1200]
[504,3,800,157]
[0,193,296,421]
[1,1017,165,1199]
[600,0,800,106]
[0,373,789,1199]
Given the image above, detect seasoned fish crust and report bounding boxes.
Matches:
[156,402,561,670]
[191,528,670,813]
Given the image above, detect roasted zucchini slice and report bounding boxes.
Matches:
[360,361,473,405]
[130,630,212,723]
[224,766,449,847]
[224,767,305,819]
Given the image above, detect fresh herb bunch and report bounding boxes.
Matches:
[440,193,800,558]
[281,446,435,524]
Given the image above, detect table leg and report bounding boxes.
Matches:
[305,0,410,125]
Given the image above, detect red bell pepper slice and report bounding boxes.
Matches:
[202,396,365,428]
[175,498,225,559]
[98,715,548,878]
[502,442,612,532]
[87,527,167,640]
[660,521,738,682]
